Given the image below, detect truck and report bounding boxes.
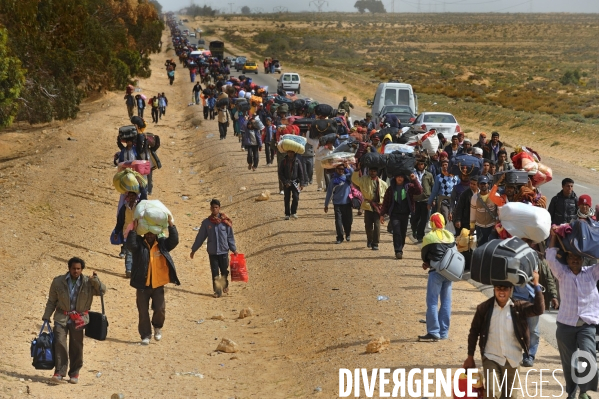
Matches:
[209,41,224,60]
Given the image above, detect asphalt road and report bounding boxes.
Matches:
[181,29,598,351]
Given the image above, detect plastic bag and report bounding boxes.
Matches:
[133,200,174,235]
[383,143,414,154]
[418,130,440,154]
[230,253,248,282]
[499,202,551,243]
[457,229,477,252]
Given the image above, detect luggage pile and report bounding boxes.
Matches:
[277,134,306,154]
[113,169,147,194]
[117,160,151,176]
[133,200,174,235]
[386,152,415,177]
[511,145,553,187]
[319,152,356,169]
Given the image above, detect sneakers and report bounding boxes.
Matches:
[279,191,284,195]
[395,252,403,259]
[367,241,372,248]
[50,374,63,384]
[68,375,79,384]
[154,328,162,341]
[372,245,379,251]
[335,240,343,244]
[346,235,351,242]
[284,216,290,220]
[291,214,298,219]
[418,333,439,342]
[119,252,125,259]
[579,393,591,399]
[141,337,151,345]
[521,356,534,367]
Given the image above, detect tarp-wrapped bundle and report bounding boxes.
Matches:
[277,134,306,155]
[320,152,356,169]
[383,143,414,154]
[113,169,147,194]
[386,152,416,177]
[498,202,551,243]
[333,140,358,154]
[360,152,387,169]
[559,219,599,262]
[450,154,480,177]
[133,200,174,235]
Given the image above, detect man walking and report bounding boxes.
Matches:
[127,216,179,345]
[124,92,135,118]
[113,189,147,277]
[324,164,354,244]
[411,157,434,243]
[338,96,354,117]
[453,176,478,236]
[278,150,308,220]
[469,175,497,246]
[427,159,459,225]
[190,199,238,298]
[192,82,202,105]
[352,167,389,250]
[43,257,106,384]
[548,178,578,226]
[217,104,230,140]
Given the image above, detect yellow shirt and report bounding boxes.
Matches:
[145,241,171,288]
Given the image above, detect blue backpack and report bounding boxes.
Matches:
[31,321,55,370]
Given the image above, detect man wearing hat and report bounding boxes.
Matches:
[461,138,473,154]
[469,175,497,246]
[338,96,354,117]
[547,228,599,399]
[472,147,484,169]
[463,270,543,399]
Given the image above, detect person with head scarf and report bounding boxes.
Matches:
[418,213,456,342]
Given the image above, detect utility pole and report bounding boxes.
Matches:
[310,0,328,12]
[390,0,395,13]
[417,0,421,13]
[529,0,533,13]
[228,2,234,14]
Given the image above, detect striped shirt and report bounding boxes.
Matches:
[546,247,599,326]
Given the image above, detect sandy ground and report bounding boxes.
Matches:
[0,29,572,398]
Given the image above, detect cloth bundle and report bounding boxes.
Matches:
[498,202,551,243]
[418,130,440,154]
[133,200,174,235]
[320,152,356,169]
[511,146,553,187]
[117,160,151,176]
[456,229,477,252]
[113,169,147,194]
[277,134,306,155]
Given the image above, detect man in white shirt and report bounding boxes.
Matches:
[464,271,544,399]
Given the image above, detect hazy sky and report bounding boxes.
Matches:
[162,0,599,14]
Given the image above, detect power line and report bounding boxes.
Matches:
[309,0,329,12]
[227,2,234,14]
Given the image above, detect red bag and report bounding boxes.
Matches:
[230,253,248,283]
[453,371,484,399]
[118,160,151,176]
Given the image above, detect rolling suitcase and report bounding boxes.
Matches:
[470,237,539,287]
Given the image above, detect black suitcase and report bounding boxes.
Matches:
[493,170,529,185]
[310,119,338,138]
[292,118,314,135]
[470,237,539,287]
[386,152,415,177]
[119,125,137,141]
[85,291,108,341]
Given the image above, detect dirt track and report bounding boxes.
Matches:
[0,30,570,398]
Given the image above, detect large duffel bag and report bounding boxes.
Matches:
[216,97,230,108]
[310,119,338,138]
[386,152,415,177]
[498,202,551,243]
[360,152,387,169]
[471,237,539,287]
[293,99,306,112]
[493,170,529,186]
[450,154,480,177]
[31,321,55,370]
[237,100,250,113]
[119,125,137,141]
[333,140,358,154]
[430,245,466,282]
[292,118,314,135]
[319,133,338,146]
[314,104,334,117]
[274,95,293,106]
[560,219,599,261]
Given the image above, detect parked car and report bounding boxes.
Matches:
[377,105,416,127]
[409,112,461,139]
[243,61,259,74]
[189,32,196,38]
[234,56,247,71]
[277,73,301,94]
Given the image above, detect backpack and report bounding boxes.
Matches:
[430,245,465,282]
[31,321,55,370]
[145,133,161,151]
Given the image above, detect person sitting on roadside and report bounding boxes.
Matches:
[463,270,543,399]
[419,213,456,342]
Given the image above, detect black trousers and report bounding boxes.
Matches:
[209,254,229,292]
[390,213,410,254]
[265,142,275,164]
[218,122,228,139]
[284,185,300,216]
[364,210,381,245]
[410,201,429,240]
[300,156,314,184]
[203,106,209,119]
[151,108,159,123]
[246,145,259,168]
[334,203,353,240]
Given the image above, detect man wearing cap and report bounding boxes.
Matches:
[338,96,354,117]
[547,228,599,399]
[472,147,484,169]
[461,138,473,154]
[463,270,543,399]
[469,175,497,246]
[548,178,578,226]
[483,132,504,162]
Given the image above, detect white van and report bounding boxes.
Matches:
[369,82,418,125]
[277,73,301,94]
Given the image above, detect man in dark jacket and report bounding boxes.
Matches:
[548,178,578,225]
[127,217,179,345]
[482,131,504,162]
[190,199,238,298]
[463,271,544,399]
[278,150,307,220]
[452,175,478,236]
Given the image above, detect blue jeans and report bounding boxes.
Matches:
[426,270,453,339]
[125,248,133,272]
[526,316,540,359]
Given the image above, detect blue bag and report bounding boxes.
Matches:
[450,154,480,177]
[31,321,55,370]
[110,229,124,245]
[560,219,599,262]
